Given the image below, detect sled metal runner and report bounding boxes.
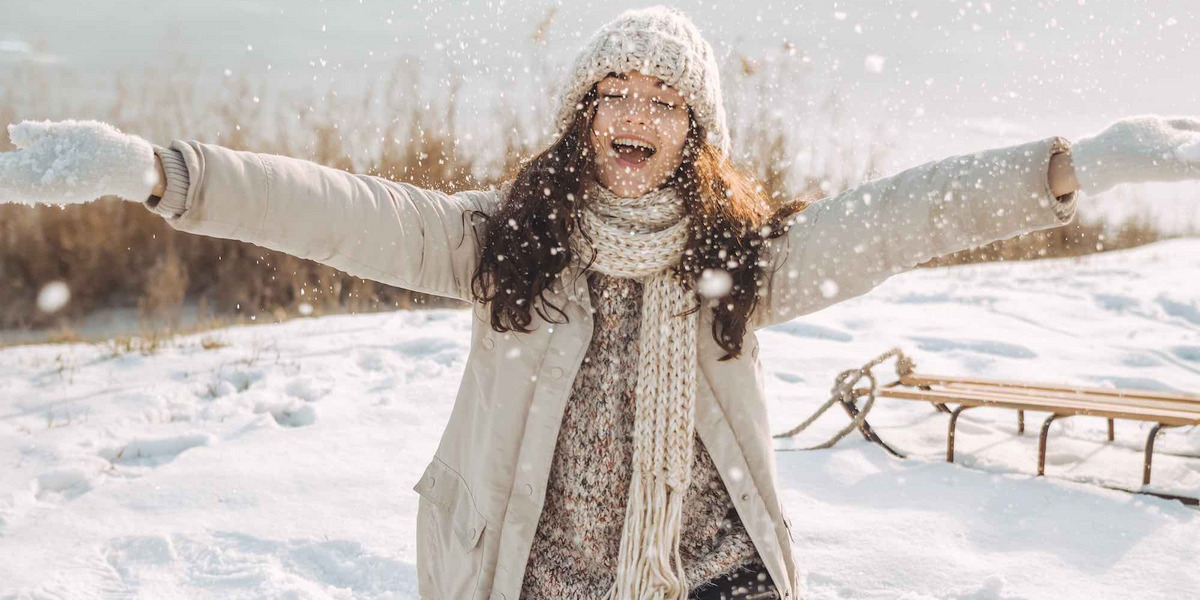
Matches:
[854,372,1200,505]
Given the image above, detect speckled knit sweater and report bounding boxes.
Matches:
[519,271,761,599]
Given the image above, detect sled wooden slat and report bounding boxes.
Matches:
[930,382,1200,413]
[874,387,1200,426]
[898,374,1200,404]
[859,373,1200,491]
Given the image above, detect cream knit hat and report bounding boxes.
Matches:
[555,5,731,156]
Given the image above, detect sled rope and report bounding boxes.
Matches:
[772,347,915,450]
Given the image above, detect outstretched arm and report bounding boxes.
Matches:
[0,120,499,303]
[751,114,1200,330]
[143,140,499,303]
[751,136,1078,330]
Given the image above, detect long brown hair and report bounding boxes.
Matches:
[468,82,806,360]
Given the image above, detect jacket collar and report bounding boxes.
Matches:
[554,261,593,310]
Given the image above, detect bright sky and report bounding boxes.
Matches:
[6,1,1196,118]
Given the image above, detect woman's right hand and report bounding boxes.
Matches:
[0,119,159,206]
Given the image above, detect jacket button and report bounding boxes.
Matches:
[523,483,534,496]
[550,367,564,379]
[751,345,759,359]
[482,337,494,350]
[740,493,750,501]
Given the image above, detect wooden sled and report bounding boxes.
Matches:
[775,349,1200,506]
[858,373,1200,505]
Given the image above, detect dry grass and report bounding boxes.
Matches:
[0,312,239,352]
[0,37,1185,342]
[922,212,1164,267]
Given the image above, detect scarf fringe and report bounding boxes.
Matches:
[605,471,690,600]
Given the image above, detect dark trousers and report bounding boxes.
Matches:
[688,561,780,600]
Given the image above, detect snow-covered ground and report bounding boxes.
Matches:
[1,239,1198,599]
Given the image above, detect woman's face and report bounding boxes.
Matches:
[588,71,690,198]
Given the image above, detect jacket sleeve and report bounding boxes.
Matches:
[751,135,1078,330]
[141,140,500,302]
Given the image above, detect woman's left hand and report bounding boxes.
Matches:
[1070,115,1200,196]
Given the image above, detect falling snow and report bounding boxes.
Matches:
[36,281,70,313]
[698,268,734,299]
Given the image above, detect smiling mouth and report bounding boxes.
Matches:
[611,136,657,166]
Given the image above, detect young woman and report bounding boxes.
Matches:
[3,6,1199,600]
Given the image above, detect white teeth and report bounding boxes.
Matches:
[612,136,657,153]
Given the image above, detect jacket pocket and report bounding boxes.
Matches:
[413,456,487,599]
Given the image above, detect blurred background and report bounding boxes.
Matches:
[1,0,1197,345]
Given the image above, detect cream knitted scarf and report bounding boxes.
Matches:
[570,179,699,600]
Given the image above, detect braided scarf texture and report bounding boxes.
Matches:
[570,179,700,600]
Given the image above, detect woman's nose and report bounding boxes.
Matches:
[622,98,654,125]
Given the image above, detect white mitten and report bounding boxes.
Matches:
[1070,115,1200,196]
[0,119,157,206]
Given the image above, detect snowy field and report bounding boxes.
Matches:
[1,239,1198,599]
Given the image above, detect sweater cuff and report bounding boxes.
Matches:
[1048,135,1079,224]
[143,144,190,218]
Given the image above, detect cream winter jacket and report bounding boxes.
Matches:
[144,135,1077,600]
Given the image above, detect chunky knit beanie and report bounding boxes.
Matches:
[555,5,731,156]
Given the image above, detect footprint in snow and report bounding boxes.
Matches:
[774,372,805,384]
[357,350,387,372]
[1170,345,1200,363]
[284,376,331,402]
[105,534,177,577]
[201,368,265,398]
[1156,296,1199,325]
[35,467,96,501]
[98,433,215,468]
[766,321,853,342]
[908,336,1037,359]
[1092,292,1140,313]
[256,401,317,428]
[1119,353,1161,368]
